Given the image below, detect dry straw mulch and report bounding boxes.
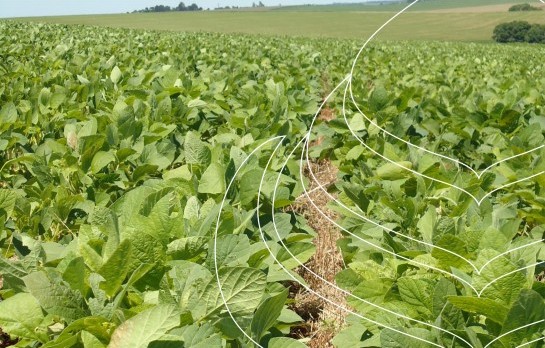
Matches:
[287,159,348,348]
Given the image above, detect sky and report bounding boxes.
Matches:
[0,0,351,18]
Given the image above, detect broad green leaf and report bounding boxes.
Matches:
[332,322,370,348]
[98,210,121,260]
[179,322,221,347]
[43,316,111,348]
[207,234,252,270]
[473,252,526,305]
[169,261,212,313]
[239,169,262,205]
[0,189,17,218]
[81,117,99,137]
[335,268,363,292]
[351,277,394,304]
[431,234,470,271]
[499,289,545,346]
[232,207,258,235]
[77,74,90,84]
[0,102,17,123]
[448,296,509,324]
[79,242,104,272]
[42,241,66,265]
[110,66,122,84]
[380,327,435,348]
[187,98,207,108]
[276,242,315,270]
[91,151,116,174]
[156,97,172,120]
[0,292,47,342]
[62,256,88,295]
[111,185,155,223]
[23,270,89,323]
[123,231,165,285]
[416,206,436,245]
[50,92,66,109]
[261,213,292,241]
[251,289,288,340]
[348,114,366,132]
[370,85,389,111]
[167,236,207,260]
[376,161,412,180]
[58,316,112,343]
[184,131,210,166]
[212,315,250,339]
[138,187,174,216]
[269,337,306,348]
[108,305,180,348]
[148,340,183,348]
[277,308,303,324]
[198,267,266,318]
[132,164,159,182]
[41,334,80,348]
[397,277,433,317]
[134,191,182,245]
[198,163,225,194]
[98,239,132,297]
[0,256,27,279]
[82,331,107,348]
[80,134,105,172]
[183,196,200,222]
[432,277,457,317]
[107,263,156,320]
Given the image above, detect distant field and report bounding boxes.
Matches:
[14,10,545,41]
[273,0,522,12]
[428,2,544,12]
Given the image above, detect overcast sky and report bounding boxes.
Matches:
[0,0,349,18]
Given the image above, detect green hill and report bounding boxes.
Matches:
[273,0,522,12]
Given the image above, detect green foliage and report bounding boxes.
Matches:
[493,20,533,42]
[526,24,545,43]
[0,293,48,343]
[134,2,202,13]
[327,26,545,346]
[108,305,181,348]
[493,20,545,43]
[0,21,317,347]
[1,19,545,348]
[508,3,542,11]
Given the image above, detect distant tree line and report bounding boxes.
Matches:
[508,3,542,11]
[215,1,265,9]
[493,21,545,44]
[134,2,202,13]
